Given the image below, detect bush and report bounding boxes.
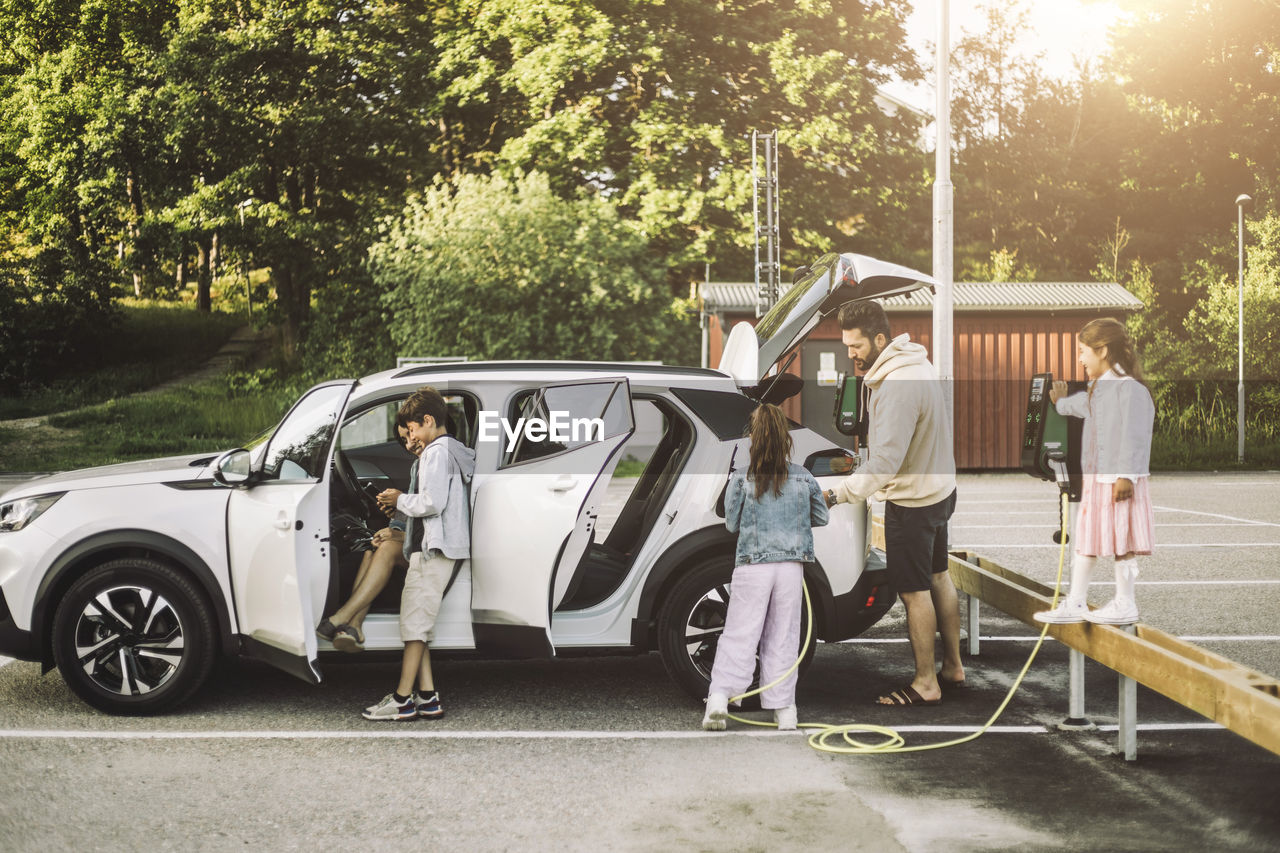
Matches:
[371,171,698,365]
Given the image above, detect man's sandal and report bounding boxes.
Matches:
[876,685,941,706]
[332,625,365,653]
[316,618,339,642]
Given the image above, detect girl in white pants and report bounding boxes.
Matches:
[703,404,829,731]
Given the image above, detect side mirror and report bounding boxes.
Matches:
[212,448,254,487]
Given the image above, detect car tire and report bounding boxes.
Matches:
[656,555,816,709]
[52,557,217,715]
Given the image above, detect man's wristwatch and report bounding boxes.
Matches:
[825,489,837,507]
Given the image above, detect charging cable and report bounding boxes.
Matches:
[723,491,1070,754]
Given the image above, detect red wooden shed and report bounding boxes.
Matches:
[702,281,1144,469]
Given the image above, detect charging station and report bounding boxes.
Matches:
[1021,372,1085,540]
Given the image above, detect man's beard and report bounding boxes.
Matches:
[856,343,883,371]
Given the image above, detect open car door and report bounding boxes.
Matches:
[470,379,634,658]
[719,253,938,384]
[226,381,354,684]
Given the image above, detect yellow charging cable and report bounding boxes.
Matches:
[724,491,1070,754]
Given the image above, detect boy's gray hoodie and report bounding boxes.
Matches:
[396,435,476,560]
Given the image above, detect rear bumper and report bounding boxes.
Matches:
[824,550,895,641]
[0,585,38,661]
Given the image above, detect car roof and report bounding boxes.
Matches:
[355,361,739,394]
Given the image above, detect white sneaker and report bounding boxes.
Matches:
[773,705,797,731]
[702,692,728,731]
[361,692,417,721]
[1033,598,1089,624]
[1084,598,1139,625]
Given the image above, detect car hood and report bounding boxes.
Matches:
[4,452,225,499]
[718,252,937,384]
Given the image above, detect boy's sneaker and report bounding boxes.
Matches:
[1033,598,1089,624]
[414,690,444,719]
[1084,598,1139,625]
[361,693,417,721]
[702,692,729,731]
[774,705,798,731]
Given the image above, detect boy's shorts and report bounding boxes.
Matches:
[400,551,454,643]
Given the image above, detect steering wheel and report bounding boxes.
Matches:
[332,449,379,516]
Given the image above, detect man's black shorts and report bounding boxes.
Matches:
[884,490,958,594]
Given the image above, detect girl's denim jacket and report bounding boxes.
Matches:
[725,463,829,566]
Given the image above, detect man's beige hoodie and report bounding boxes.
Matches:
[833,334,956,507]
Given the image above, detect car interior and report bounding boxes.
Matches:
[326,394,477,618]
[554,396,695,611]
[323,391,697,621]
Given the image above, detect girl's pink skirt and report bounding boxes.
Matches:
[1076,475,1155,557]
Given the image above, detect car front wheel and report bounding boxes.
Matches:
[52,557,217,715]
[656,555,816,709]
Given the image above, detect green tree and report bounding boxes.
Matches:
[372,171,697,364]
[1183,211,1280,380]
[428,0,929,281]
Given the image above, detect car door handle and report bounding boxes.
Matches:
[549,475,577,492]
[274,511,292,530]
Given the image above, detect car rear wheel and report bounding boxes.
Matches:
[52,557,216,715]
[656,555,816,709]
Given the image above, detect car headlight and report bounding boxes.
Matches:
[0,493,64,532]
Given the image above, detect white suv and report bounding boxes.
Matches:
[0,253,934,714]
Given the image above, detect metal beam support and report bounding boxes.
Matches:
[947,550,1280,758]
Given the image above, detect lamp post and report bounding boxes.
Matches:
[933,0,955,425]
[236,199,254,320]
[1234,193,1252,464]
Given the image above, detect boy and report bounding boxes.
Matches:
[365,386,475,720]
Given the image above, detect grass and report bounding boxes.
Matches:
[0,299,244,421]
[1151,433,1280,471]
[0,379,298,472]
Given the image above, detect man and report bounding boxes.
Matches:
[825,301,961,706]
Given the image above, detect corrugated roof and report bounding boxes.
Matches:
[702,281,1143,314]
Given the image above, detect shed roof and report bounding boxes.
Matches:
[702,280,1143,314]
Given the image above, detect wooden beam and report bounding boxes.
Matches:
[946,550,1280,758]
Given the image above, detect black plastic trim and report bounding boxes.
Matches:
[239,636,321,684]
[630,526,738,649]
[669,388,756,441]
[827,567,895,640]
[31,529,236,667]
[473,623,554,660]
[0,586,37,660]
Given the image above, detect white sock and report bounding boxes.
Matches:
[1067,554,1096,605]
[1115,556,1139,604]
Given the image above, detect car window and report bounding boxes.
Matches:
[339,394,478,451]
[503,380,632,468]
[339,405,396,451]
[261,384,350,481]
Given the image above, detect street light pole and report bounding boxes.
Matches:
[933,0,955,424]
[1235,193,1251,464]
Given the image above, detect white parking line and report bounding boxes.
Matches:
[1153,506,1280,527]
[957,517,1254,525]
[0,656,12,669]
[953,543,1280,549]
[843,634,1280,644]
[0,722,1230,740]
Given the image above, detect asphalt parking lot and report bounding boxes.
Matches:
[2,471,1279,851]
